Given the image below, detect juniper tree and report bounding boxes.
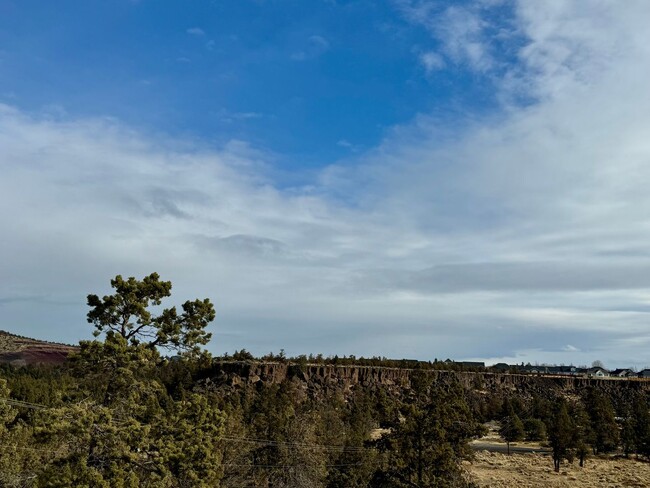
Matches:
[499,400,525,455]
[572,404,593,467]
[585,389,619,454]
[631,394,650,459]
[33,273,224,487]
[372,374,480,487]
[523,418,546,442]
[549,400,573,472]
[86,272,215,356]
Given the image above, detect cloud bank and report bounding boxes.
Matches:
[2,1,650,367]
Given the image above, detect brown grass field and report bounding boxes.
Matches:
[467,449,650,487]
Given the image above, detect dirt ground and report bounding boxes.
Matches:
[466,450,650,487]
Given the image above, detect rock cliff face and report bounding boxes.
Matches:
[203,361,650,403]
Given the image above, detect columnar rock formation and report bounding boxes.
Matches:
[202,361,650,403]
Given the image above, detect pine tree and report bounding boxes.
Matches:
[572,404,593,467]
[499,401,525,455]
[621,409,636,458]
[32,273,225,487]
[523,418,546,441]
[585,390,619,454]
[372,374,480,487]
[549,401,573,472]
[632,394,650,459]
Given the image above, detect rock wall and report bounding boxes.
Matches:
[203,361,650,403]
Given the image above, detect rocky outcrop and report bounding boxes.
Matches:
[202,361,650,402]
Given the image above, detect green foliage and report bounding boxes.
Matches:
[499,400,525,454]
[621,411,636,458]
[0,379,16,429]
[499,414,525,455]
[549,400,573,472]
[86,273,214,357]
[571,404,593,467]
[523,418,546,441]
[631,394,650,459]
[585,389,619,454]
[18,273,224,487]
[325,390,378,488]
[372,374,480,487]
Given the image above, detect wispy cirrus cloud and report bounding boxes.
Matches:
[291,35,330,61]
[418,51,446,73]
[395,0,507,72]
[186,27,205,36]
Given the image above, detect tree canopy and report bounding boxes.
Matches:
[86,272,215,356]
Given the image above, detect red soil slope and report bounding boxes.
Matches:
[0,330,76,366]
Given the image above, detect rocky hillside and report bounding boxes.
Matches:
[0,330,76,366]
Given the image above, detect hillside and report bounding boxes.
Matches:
[0,330,76,366]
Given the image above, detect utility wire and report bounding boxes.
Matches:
[221,435,373,452]
[221,461,373,468]
[0,398,49,410]
[1,399,377,453]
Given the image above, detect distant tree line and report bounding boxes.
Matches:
[218,349,487,372]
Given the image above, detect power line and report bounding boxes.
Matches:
[0,398,49,410]
[221,435,373,452]
[221,461,372,468]
[0,441,66,454]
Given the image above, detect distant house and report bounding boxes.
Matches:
[546,365,578,375]
[638,369,650,378]
[520,364,545,374]
[611,368,634,378]
[587,367,610,377]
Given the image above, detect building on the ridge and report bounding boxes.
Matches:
[611,368,634,378]
[638,369,650,379]
[587,366,610,378]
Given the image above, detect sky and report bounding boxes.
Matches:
[1,0,650,368]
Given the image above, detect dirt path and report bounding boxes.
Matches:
[466,451,650,487]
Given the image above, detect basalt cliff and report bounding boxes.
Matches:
[201,361,650,405]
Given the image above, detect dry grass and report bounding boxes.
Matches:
[466,451,650,487]
[0,331,38,352]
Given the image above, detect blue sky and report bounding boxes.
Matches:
[0,0,507,170]
[2,0,650,368]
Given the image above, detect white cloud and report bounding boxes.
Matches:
[395,1,500,72]
[187,27,205,36]
[291,35,330,61]
[216,109,264,124]
[337,139,353,148]
[309,35,329,50]
[419,51,445,73]
[336,139,362,152]
[437,6,492,70]
[3,2,650,367]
